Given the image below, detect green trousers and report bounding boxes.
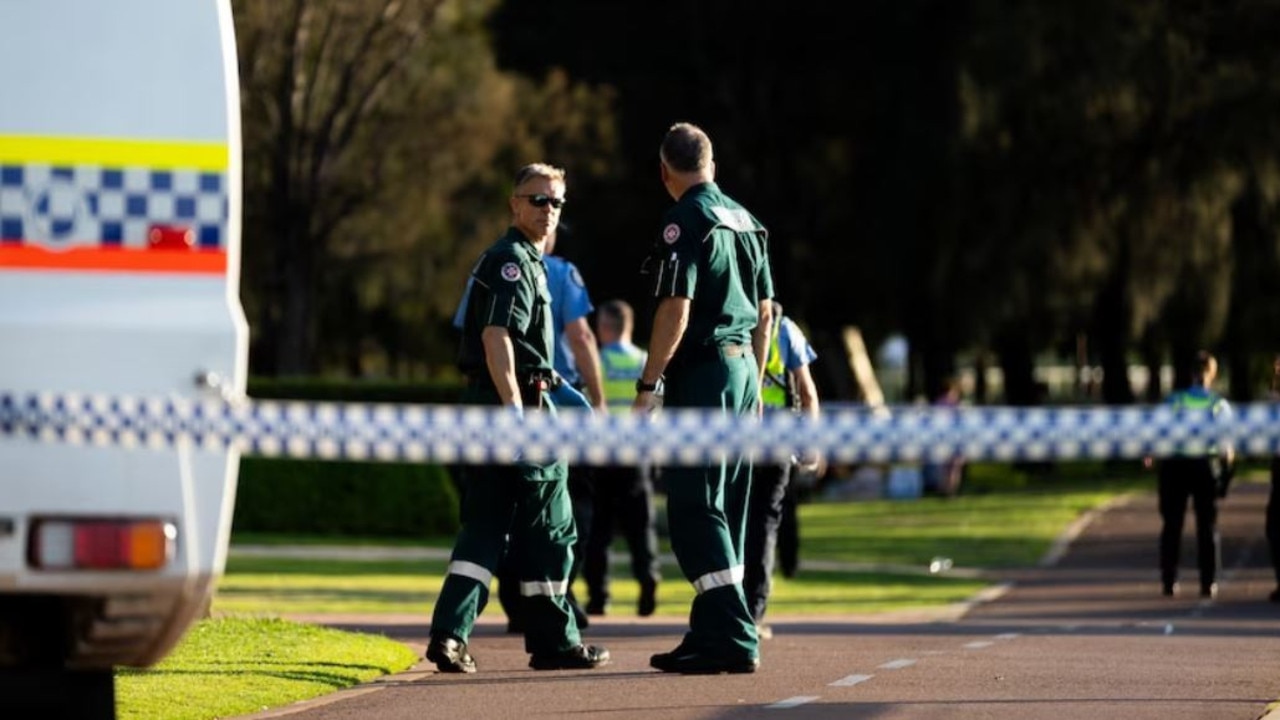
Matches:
[662,350,760,659]
[429,382,580,655]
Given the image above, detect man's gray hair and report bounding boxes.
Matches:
[660,122,713,173]
[513,163,566,191]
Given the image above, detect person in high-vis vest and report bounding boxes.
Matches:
[584,299,662,617]
[1154,350,1235,600]
[426,163,609,673]
[746,300,820,638]
[635,122,774,675]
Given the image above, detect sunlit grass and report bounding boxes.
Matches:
[116,616,417,720]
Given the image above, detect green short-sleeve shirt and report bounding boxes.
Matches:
[643,182,774,356]
[458,228,555,376]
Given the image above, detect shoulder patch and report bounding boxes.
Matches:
[500,262,522,282]
[569,265,585,287]
[663,223,681,244]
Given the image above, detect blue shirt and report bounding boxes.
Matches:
[778,316,818,371]
[452,253,595,384]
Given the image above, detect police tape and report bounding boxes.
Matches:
[1,392,1277,465]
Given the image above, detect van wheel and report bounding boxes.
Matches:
[0,667,115,719]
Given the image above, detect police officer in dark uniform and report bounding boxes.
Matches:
[1156,350,1234,599]
[634,122,773,675]
[425,163,609,673]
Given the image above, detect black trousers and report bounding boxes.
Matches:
[744,462,797,623]
[583,464,660,607]
[1268,458,1280,588]
[1157,457,1220,590]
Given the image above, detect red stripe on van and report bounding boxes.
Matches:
[0,245,227,275]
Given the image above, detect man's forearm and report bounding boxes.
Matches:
[795,365,820,419]
[640,297,690,383]
[567,318,607,409]
[752,300,773,383]
[481,327,522,409]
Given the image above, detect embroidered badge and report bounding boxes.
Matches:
[663,223,681,244]
[500,262,522,281]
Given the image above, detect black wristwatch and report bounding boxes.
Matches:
[635,377,663,394]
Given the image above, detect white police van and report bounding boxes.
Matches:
[0,0,246,714]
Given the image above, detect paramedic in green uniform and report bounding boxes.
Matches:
[426,163,610,673]
[634,122,774,674]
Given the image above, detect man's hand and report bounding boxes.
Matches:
[632,391,660,415]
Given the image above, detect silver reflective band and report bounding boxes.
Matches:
[693,564,744,594]
[448,560,492,586]
[520,579,570,597]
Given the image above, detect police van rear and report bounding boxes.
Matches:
[0,0,246,714]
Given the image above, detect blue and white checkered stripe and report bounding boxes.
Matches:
[1,392,1277,464]
[0,165,226,248]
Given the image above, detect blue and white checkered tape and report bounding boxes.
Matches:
[1,392,1276,465]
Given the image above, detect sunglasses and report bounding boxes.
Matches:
[518,193,566,209]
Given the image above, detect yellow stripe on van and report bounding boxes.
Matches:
[0,135,228,171]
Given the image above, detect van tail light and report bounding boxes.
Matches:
[148,224,194,250]
[30,519,176,570]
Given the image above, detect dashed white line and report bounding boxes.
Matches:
[767,696,821,709]
[1164,623,1174,635]
[878,659,916,670]
[994,633,1020,641]
[964,641,994,649]
[829,674,874,687]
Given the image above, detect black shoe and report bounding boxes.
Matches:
[585,599,608,616]
[1200,582,1218,599]
[426,637,476,674]
[529,644,611,670]
[1162,582,1179,598]
[638,582,657,617]
[649,647,759,675]
[1269,588,1280,603]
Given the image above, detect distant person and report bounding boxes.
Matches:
[584,299,662,617]
[922,376,965,497]
[1267,354,1280,602]
[746,300,820,639]
[635,122,773,675]
[427,162,608,673]
[1154,350,1234,600]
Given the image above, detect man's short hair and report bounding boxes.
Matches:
[513,163,566,192]
[598,299,634,331]
[1195,350,1217,380]
[660,122,713,174]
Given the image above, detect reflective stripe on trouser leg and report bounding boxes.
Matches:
[693,565,745,594]
[449,560,494,586]
[520,578,570,597]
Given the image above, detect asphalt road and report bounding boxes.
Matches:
[240,481,1280,720]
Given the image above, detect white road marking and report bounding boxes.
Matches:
[878,659,916,670]
[1164,624,1174,635]
[994,633,1020,641]
[767,696,821,709]
[964,641,994,649]
[829,674,874,687]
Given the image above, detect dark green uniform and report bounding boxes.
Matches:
[431,227,580,656]
[643,181,773,661]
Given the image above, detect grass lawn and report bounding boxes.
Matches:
[115,616,417,720]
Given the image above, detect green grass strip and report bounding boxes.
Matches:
[116,616,417,720]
